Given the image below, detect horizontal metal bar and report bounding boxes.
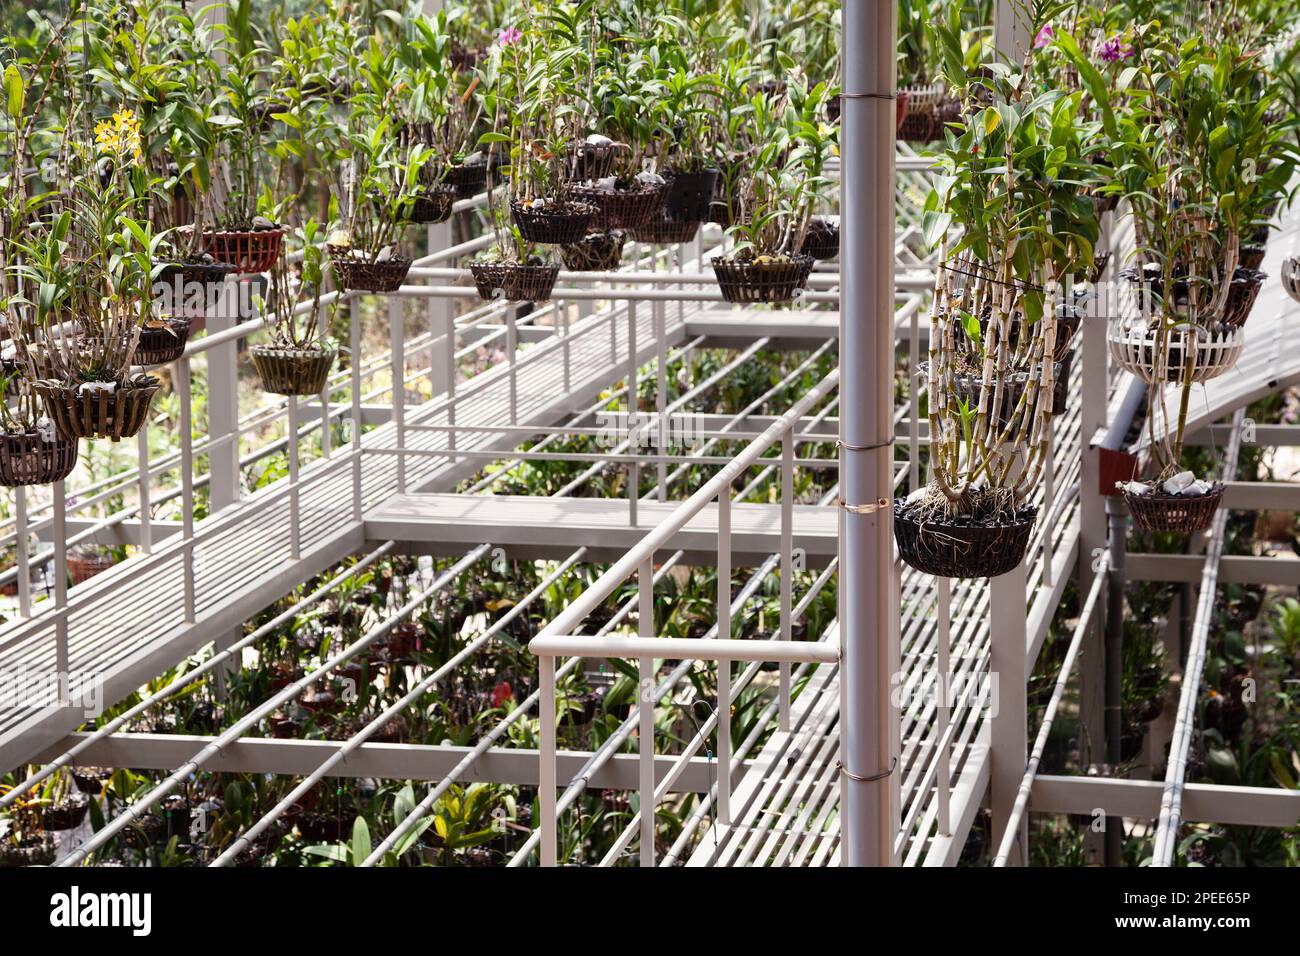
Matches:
[529,634,840,665]
[1127,553,1300,587]
[1031,775,1300,829]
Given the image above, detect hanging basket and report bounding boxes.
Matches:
[1122,483,1224,534]
[511,199,597,244]
[250,344,337,396]
[0,429,79,486]
[155,259,237,301]
[1284,256,1300,303]
[469,261,560,302]
[922,361,1064,431]
[629,215,700,245]
[566,182,669,231]
[895,91,909,133]
[560,232,626,272]
[898,95,960,143]
[901,82,946,113]
[564,140,625,182]
[33,376,160,442]
[663,168,721,223]
[799,217,840,261]
[409,183,457,224]
[712,254,815,305]
[199,226,286,274]
[894,504,1038,578]
[1220,268,1266,328]
[134,318,192,366]
[328,248,413,293]
[1239,245,1266,271]
[445,161,488,200]
[1107,322,1244,384]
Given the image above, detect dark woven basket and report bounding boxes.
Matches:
[894,504,1038,578]
[42,794,90,831]
[1220,268,1266,328]
[156,260,238,299]
[800,217,840,260]
[409,183,457,224]
[564,141,624,182]
[134,318,192,366]
[1239,245,1266,270]
[445,161,488,200]
[510,200,596,244]
[560,232,626,272]
[1123,482,1224,534]
[630,215,701,245]
[664,168,721,223]
[898,97,960,143]
[0,835,56,867]
[0,430,79,486]
[328,249,413,293]
[250,345,337,396]
[469,261,560,302]
[566,182,668,230]
[33,377,160,442]
[199,227,286,274]
[712,255,815,304]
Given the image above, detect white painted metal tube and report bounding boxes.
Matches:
[530,635,840,665]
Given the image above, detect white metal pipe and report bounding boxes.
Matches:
[530,635,840,665]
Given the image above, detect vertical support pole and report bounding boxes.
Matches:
[137,424,152,554]
[936,578,951,836]
[989,559,1029,865]
[206,274,240,515]
[628,461,639,527]
[840,0,897,867]
[654,299,667,501]
[561,297,572,396]
[994,0,1030,60]
[1041,416,1055,586]
[319,302,332,460]
[15,487,30,617]
[446,308,456,464]
[507,303,518,426]
[909,305,920,493]
[52,480,68,685]
[426,221,451,399]
[178,357,196,624]
[288,394,300,561]
[539,653,556,867]
[779,427,793,732]
[1104,497,1128,866]
[638,557,655,867]
[717,483,732,826]
[627,300,638,422]
[390,298,406,493]
[350,296,362,521]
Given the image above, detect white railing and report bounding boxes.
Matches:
[525,368,839,866]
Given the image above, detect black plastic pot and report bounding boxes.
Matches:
[663,168,720,223]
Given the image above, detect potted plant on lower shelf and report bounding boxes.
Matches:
[250,221,337,396]
[898,32,1098,578]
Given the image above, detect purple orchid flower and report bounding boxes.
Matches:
[1098,35,1133,63]
[1033,24,1055,49]
[497,26,522,47]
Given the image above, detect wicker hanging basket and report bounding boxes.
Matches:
[409,183,457,224]
[469,261,560,302]
[199,227,286,274]
[33,377,160,442]
[564,140,625,182]
[629,215,701,245]
[328,248,413,293]
[1122,482,1224,534]
[663,167,721,223]
[250,344,337,396]
[0,429,79,486]
[894,504,1038,578]
[713,254,815,305]
[898,95,960,143]
[1220,268,1266,328]
[901,82,946,113]
[134,318,192,366]
[560,232,626,272]
[1107,322,1244,384]
[799,217,840,261]
[155,260,238,301]
[510,200,597,244]
[445,161,488,200]
[1284,256,1300,303]
[1239,245,1266,271]
[566,182,669,231]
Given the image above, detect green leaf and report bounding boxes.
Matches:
[4,64,24,120]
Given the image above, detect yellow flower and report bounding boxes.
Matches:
[93,106,144,166]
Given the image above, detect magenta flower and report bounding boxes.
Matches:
[1033,24,1055,49]
[497,26,522,47]
[1098,35,1133,63]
